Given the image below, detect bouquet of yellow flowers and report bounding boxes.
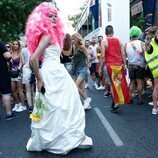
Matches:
[30,92,47,122]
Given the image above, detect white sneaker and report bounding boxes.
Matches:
[85,83,89,89]
[12,103,21,111]
[83,97,92,110]
[78,136,93,149]
[15,105,27,112]
[152,108,158,115]
[96,85,105,90]
[93,82,98,88]
[149,101,158,106]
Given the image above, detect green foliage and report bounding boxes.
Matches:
[130,13,145,31]
[68,0,88,28]
[0,0,51,42]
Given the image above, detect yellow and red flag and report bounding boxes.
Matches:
[107,66,130,104]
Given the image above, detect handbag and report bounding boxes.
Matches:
[9,68,19,78]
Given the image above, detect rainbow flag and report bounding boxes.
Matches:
[107,66,130,104]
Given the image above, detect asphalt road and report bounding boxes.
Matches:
[0,83,158,158]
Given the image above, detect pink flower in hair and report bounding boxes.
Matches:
[26,2,65,55]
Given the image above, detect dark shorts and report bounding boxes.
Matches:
[0,78,11,95]
[145,66,153,79]
[128,65,145,80]
[90,63,97,74]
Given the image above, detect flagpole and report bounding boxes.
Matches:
[98,0,101,28]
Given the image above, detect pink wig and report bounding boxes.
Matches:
[26,2,65,55]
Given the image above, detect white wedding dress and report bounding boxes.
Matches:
[26,44,87,154]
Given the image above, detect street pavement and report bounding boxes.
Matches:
[0,83,158,158]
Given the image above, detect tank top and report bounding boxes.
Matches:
[12,57,20,68]
[126,40,145,67]
[105,37,123,66]
[60,48,73,64]
[74,50,86,68]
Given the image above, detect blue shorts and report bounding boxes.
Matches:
[75,67,87,80]
[103,65,111,84]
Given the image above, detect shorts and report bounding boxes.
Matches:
[128,64,145,80]
[89,63,97,74]
[75,67,87,80]
[103,65,111,84]
[22,67,32,84]
[0,78,11,95]
[11,70,22,82]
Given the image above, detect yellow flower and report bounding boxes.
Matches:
[30,113,41,122]
[29,92,48,122]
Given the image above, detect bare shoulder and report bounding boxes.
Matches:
[41,35,51,43]
[80,45,86,51]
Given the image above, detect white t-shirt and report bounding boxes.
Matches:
[126,40,145,67]
[90,44,99,63]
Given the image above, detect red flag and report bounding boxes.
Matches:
[107,66,130,104]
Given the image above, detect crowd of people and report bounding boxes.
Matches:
[0,1,158,156]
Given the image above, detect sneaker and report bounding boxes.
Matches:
[84,104,91,110]
[111,105,121,113]
[12,103,21,111]
[15,105,27,112]
[137,99,144,105]
[28,106,33,113]
[85,83,89,89]
[149,101,158,106]
[6,112,19,120]
[152,108,158,115]
[96,85,105,90]
[78,136,93,149]
[83,97,92,110]
[149,101,153,106]
[93,82,98,88]
[104,91,111,97]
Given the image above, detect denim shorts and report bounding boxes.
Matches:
[75,67,87,80]
[103,65,111,84]
[64,62,73,73]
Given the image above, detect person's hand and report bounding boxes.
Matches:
[37,79,43,92]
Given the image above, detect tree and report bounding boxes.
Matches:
[68,0,88,28]
[130,13,145,31]
[0,0,51,42]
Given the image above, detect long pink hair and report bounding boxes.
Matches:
[26,2,65,55]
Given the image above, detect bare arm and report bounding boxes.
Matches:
[30,35,51,91]
[119,40,126,66]
[99,39,108,72]
[3,52,11,61]
[18,55,23,70]
[81,45,89,66]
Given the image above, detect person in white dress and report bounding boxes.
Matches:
[25,2,93,155]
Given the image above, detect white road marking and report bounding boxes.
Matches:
[94,107,124,146]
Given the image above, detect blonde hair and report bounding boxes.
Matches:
[72,33,84,45]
